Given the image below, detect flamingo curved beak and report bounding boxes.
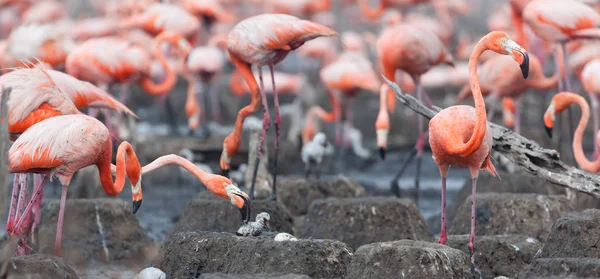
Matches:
[235,193,251,223]
[379,147,386,160]
[545,125,553,138]
[520,52,530,79]
[133,200,142,214]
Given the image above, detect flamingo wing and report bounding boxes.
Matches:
[9,115,108,174]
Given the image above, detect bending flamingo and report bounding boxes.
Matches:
[8,114,250,255]
[426,31,529,272]
[220,14,336,200]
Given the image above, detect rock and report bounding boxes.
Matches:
[10,254,79,278]
[538,209,600,258]
[346,240,470,279]
[38,199,154,265]
[158,231,352,278]
[448,171,600,223]
[445,235,542,279]
[298,197,432,249]
[451,193,573,241]
[521,258,600,278]
[277,176,366,217]
[198,273,311,279]
[447,171,565,224]
[172,197,293,235]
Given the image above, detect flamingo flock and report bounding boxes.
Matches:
[2,0,600,276]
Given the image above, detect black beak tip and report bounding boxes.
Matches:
[133,200,142,214]
[520,53,530,79]
[545,126,553,138]
[379,148,386,160]
[221,168,230,177]
[237,194,251,223]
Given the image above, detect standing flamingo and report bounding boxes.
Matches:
[375,23,454,199]
[184,45,225,133]
[425,31,529,272]
[8,114,250,255]
[220,14,336,200]
[581,58,600,158]
[319,51,380,146]
[544,92,600,171]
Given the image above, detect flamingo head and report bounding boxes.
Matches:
[544,92,575,138]
[487,31,530,79]
[224,183,251,223]
[125,152,143,214]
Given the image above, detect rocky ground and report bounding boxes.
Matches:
[8,167,600,279]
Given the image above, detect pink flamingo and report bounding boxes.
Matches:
[220,14,336,200]
[426,31,528,272]
[184,45,225,133]
[120,3,201,44]
[8,114,250,255]
[5,23,73,69]
[376,23,454,198]
[66,31,191,132]
[523,0,600,91]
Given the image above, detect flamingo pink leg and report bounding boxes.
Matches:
[468,171,480,271]
[30,174,44,246]
[208,75,222,122]
[54,184,69,255]
[249,66,270,200]
[414,78,427,203]
[7,174,20,232]
[438,165,449,244]
[335,97,342,146]
[344,98,354,148]
[560,42,572,91]
[195,78,207,123]
[486,91,500,121]
[269,64,280,200]
[12,176,48,241]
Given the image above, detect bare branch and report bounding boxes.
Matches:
[383,77,600,198]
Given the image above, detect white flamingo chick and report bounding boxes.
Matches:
[301,132,333,178]
[236,212,270,237]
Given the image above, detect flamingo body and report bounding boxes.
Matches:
[523,0,600,41]
[429,106,494,172]
[226,14,336,66]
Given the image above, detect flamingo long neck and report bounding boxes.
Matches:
[141,37,178,95]
[97,141,139,196]
[358,0,385,20]
[141,154,214,183]
[229,54,261,145]
[447,38,488,156]
[568,95,600,172]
